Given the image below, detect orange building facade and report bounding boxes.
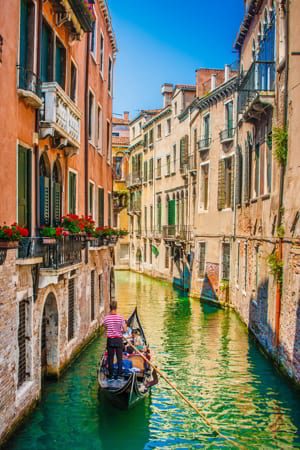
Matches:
[0,0,117,443]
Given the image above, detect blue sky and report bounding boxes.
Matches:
[108,1,244,119]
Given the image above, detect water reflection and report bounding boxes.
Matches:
[5,271,300,450]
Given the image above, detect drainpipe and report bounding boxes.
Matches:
[84,33,90,263]
[275,0,289,348]
[34,0,43,234]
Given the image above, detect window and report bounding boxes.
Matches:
[19,0,35,89]
[225,101,233,134]
[156,159,162,178]
[108,56,112,93]
[174,102,177,115]
[108,192,112,227]
[157,197,162,232]
[222,243,230,281]
[167,118,171,135]
[244,243,248,291]
[144,206,147,233]
[194,128,198,153]
[18,146,32,228]
[157,124,162,139]
[68,278,75,341]
[149,158,154,181]
[68,171,77,214]
[150,205,153,232]
[165,247,170,269]
[173,145,176,173]
[149,129,154,145]
[107,120,111,160]
[88,91,95,141]
[41,20,53,83]
[144,160,148,182]
[99,32,104,74]
[200,163,209,210]
[89,182,94,218]
[18,299,31,387]
[180,135,188,168]
[90,20,96,56]
[198,242,206,278]
[55,37,66,89]
[70,61,77,102]
[98,187,104,226]
[91,271,95,321]
[203,114,210,141]
[113,156,123,180]
[166,155,171,176]
[97,105,102,149]
[217,157,233,210]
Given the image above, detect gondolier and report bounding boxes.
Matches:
[103,301,127,380]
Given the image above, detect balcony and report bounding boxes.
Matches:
[238,61,275,121]
[198,137,211,151]
[220,127,235,143]
[17,66,42,109]
[40,82,81,153]
[163,225,176,239]
[128,200,141,215]
[126,173,143,188]
[162,225,192,242]
[51,0,95,38]
[17,236,82,271]
[188,154,197,174]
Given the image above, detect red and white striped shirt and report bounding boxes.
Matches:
[103,313,125,338]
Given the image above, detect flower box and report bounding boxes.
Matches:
[0,240,19,249]
[42,237,57,245]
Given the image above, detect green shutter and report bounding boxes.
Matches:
[235,147,243,206]
[217,159,226,210]
[68,172,76,214]
[168,200,176,226]
[18,146,31,228]
[53,182,61,226]
[40,175,50,226]
[98,188,104,226]
[227,102,233,130]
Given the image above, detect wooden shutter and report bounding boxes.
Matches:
[18,146,31,228]
[98,188,104,226]
[184,135,189,164]
[68,172,76,214]
[41,20,52,82]
[53,182,61,226]
[40,175,50,226]
[168,200,176,226]
[235,146,243,206]
[231,155,235,209]
[217,159,226,210]
[243,142,250,203]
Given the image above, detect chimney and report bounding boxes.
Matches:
[161,83,173,108]
[211,74,216,91]
[123,111,129,121]
[224,64,230,82]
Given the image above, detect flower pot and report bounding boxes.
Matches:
[0,240,19,249]
[42,237,57,245]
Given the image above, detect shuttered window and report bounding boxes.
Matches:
[149,158,153,180]
[40,175,50,226]
[70,61,77,102]
[180,135,188,168]
[19,0,35,85]
[53,181,61,226]
[108,192,112,227]
[144,161,148,182]
[157,197,162,232]
[91,271,95,321]
[68,278,75,341]
[68,171,77,214]
[18,300,27,387]
[198,242,206,278]
[218,157,234,210]
[217,159,226,210]
[168,199,176,226]
[55,38,66,89]
[98,188,104,227]
[222,243,230,280]
[235,146,243,206]
[18,146,31,229]
[243,141,251,203]
[41,20,53,83]
[200,164,209,210]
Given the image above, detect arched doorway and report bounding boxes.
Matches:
[39,152,51,226]
[52,160,62,226]
[41,293,59,378]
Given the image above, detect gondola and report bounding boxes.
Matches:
[98,307,158,409]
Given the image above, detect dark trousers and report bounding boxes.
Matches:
[107,338,123,378]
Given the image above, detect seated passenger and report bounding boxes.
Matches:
[132,329,144,350]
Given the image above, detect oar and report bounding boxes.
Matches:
[124,339,246,450]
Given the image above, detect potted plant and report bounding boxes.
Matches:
[40,226,67,244]
[79,215,96,240]
[61,214,82,234]
[0,223,29,249]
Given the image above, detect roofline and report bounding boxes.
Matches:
[129,110,161,126]
[143,107,172,130]
[98,0,117,56]
[233,0,264,50]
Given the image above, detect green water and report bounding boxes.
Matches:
[5,271,300,449]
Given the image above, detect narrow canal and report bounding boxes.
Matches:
[5,271,300,449]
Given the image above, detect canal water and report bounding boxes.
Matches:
[5,271,300,449]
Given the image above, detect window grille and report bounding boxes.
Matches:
[91,270,95,321]
[198,242,206,278]
[18,300,27,387]
[222,243,231,280]
[68,278,75,340]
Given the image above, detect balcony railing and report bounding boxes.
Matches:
[162,225,192,241]
[17,66,42,108]
[126,173,143,188]
[18,236,82,270]
[188,154,197,172]
[163,225,176,239]
[198,137,211,151]
[40,82,81,150]
[238,61,275,115]
[128,200,142,214]
[220,127,235,143]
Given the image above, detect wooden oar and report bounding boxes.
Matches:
[124,339,245,450]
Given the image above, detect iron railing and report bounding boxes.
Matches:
[198,137,211,150]
[238,61,275,114]
[220,127,235,142]
[162,225,192,241]
[126,173,143,188]
[17,65,41,98]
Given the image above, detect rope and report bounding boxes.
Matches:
[124,339,246,450]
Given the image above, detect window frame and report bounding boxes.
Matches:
[68,169,77,214]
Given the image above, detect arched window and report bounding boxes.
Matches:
[52,160,62,226]
[39,153,51,226]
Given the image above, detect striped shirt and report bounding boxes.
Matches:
[103,313,125,338]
